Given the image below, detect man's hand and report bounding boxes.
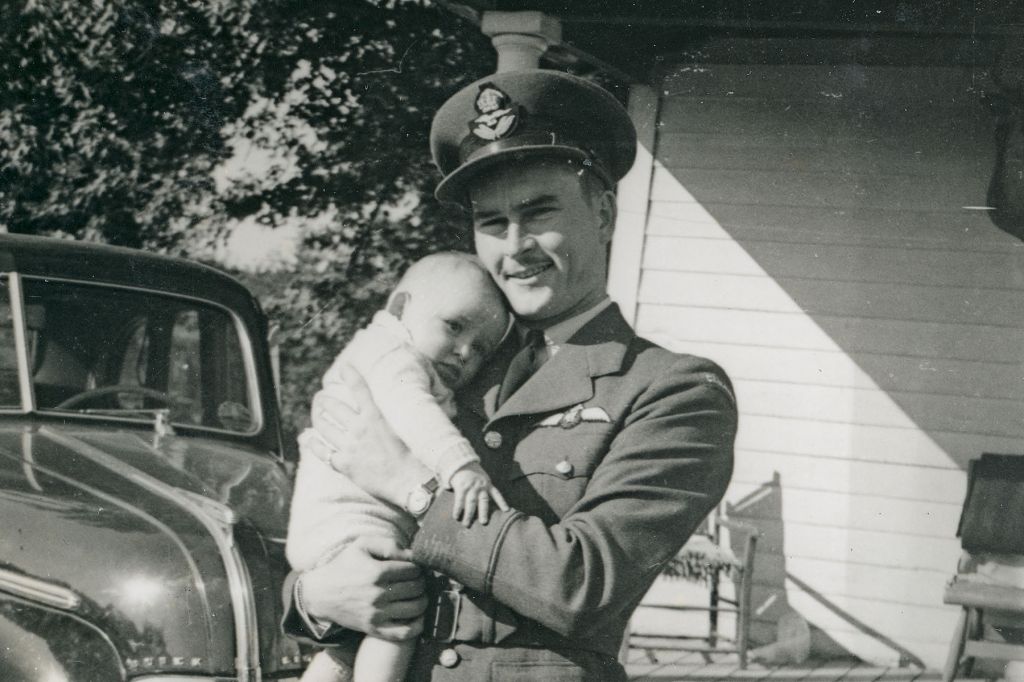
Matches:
[311,363,433,508]
[300,536,427,641]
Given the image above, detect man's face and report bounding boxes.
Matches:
[468,159,615,327]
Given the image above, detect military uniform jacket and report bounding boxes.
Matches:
[286,304,737,680]
[409,303,736,679]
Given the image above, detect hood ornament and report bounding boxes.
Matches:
[152,409,176,448]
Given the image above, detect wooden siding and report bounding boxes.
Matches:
[621,62,1024,668]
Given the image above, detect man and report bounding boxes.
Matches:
[285,69,738,680]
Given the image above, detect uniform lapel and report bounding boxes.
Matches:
[487,304,634,425]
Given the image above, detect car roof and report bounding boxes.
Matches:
[0,234,263,319]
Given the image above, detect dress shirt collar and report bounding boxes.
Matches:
[519,296,613,358]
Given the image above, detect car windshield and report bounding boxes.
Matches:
[1,276,258,434]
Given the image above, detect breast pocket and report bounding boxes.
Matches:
[502,423,616,520]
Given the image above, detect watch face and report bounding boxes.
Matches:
[407,488,432,516]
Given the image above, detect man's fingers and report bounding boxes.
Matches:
[336,362,372,406]
[382,594,428,620]
[369,594,427,641]
[353,537,421,582]
[375,560,422,584]
[312,391,356,428]
[358,536,413,562]
[304,433,335,464]
[383,579,424,601]
[374,617,424,642]
[491,487,510,511]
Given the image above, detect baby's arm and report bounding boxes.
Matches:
[352,346,509,524]
[355,350,477,484]
[321,339,469,479]
[327,332,508,524]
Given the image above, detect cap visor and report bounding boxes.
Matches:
[434,145,591,205]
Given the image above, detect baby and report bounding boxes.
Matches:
[287,251,511,682]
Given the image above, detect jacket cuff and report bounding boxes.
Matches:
[281,574,351,646]
[411,490,523,595]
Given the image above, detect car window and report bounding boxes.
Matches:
[22,277,258,434]
[0,279,19,408]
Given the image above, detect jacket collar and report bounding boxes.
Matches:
[483,303,634,424]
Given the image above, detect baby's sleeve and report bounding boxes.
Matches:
[358,346,479,488]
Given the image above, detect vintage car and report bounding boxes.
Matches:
[0,233,309,681]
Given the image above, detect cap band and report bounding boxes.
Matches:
[458,130,614,188]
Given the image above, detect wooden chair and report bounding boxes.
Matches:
[626,506,759,668]
[943,453,1024,682]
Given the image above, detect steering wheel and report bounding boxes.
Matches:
[54,385,176,410]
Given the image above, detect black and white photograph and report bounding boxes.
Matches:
[1,1,1023,681]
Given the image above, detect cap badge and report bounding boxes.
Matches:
[470,83,520,141]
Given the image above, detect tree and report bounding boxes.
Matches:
[0,0,493,439]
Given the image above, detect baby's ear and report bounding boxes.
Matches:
[387,291,410,319]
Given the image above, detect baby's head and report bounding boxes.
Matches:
[387,252,509,389]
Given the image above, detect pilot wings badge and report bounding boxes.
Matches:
[470,83,520,141]
[537,404,612,429]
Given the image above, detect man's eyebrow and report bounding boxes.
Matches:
[472,207,503,222]
[473,194,559,220]
[518,194,559,210]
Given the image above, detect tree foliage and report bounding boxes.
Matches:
[1,0,493,442]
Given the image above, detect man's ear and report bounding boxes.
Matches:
[596,189,617,244]
[387,291,410,319]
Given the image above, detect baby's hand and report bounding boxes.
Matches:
[449,462,509,527]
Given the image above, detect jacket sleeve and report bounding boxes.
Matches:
[410,359,737,639]
[280,571,358,647]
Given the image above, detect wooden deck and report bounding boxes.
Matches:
[624,648,942,681]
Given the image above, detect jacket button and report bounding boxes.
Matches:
[484,431,503,449]
[555,460,573,477]
[438,647,460,668]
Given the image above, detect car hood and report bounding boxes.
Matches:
[0,420,305,678]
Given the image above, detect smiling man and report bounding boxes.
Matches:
[284,70,738,681]
[468,160,614,327]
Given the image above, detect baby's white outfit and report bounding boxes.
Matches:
[286,310,479,571]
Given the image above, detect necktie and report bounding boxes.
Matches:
[497,329,545,407]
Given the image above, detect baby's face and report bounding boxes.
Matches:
[399,276,509,390]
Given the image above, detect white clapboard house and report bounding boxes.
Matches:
[439,1,1024,669]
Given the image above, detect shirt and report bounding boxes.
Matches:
[528,297,613,364]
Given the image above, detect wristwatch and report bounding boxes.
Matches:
[405,477,440,518]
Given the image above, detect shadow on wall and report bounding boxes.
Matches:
[646,60,1024,474]
[730,473,925,668]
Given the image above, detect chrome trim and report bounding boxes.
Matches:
[17,274,265,438]
[0,566,81,610]
[7,273,35,412]
[40,427,262,682]
[178,489,238,527]
[21,428,43,492]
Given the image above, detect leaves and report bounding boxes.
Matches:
[1,0,492,442]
